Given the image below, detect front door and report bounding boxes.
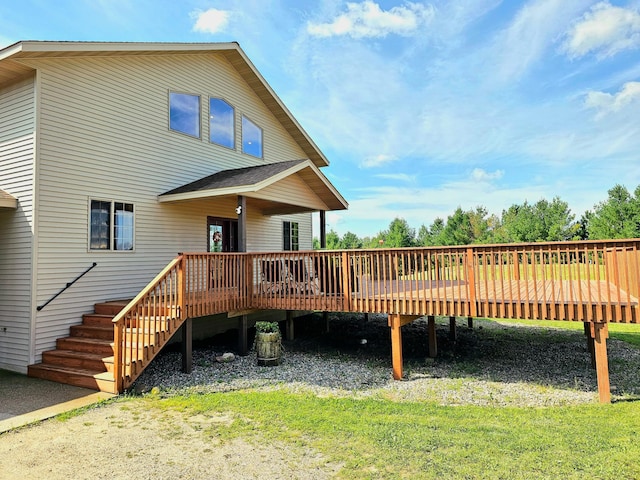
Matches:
[207,217,238,252]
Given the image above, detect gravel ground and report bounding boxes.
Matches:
[132,313,640,406]
[2,314,639,479]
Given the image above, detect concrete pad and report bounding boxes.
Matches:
[0,370,114,433]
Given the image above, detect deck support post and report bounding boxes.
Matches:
[388,314,404,380]
[238,315,248,356]
[590,322,611,404]
[286,310,294,341]
[584,322,596,369]
[449,317,457,341]
[388,314,421,379]
[323,311,330,333]
[467,317,473,329]
[428,315,437,358]
[181,318,193,373]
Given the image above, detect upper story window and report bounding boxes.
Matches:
[209,98,235,149]
[169,92,200,138]
[242,115,263,158]
[90,200,134,251]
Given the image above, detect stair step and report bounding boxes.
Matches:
[82,313,115,327]
[28,364,116,393]
[32,296,179,394]
[56,337,114,355]
[70,324,114,340]
[94,300,130,316]
[42,349,114,373]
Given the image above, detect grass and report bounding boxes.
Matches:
[494,318,640,347]
[131,390,640,479]
[39,313,640,478]
[113,315,639,478]
[402,262,609,282]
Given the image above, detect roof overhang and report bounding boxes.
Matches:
[0,189,17,209]
[158,159,348,215]
[0,41,329,167]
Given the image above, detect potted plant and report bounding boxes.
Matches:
[254,321,281,366]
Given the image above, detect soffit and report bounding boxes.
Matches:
[0,189,17,209]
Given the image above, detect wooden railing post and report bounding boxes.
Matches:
[341,251,352,311]
[177,255,186,320]
[113,321,123,393]
[466,247,478,318]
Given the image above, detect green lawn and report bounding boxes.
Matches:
[70,314,640,478]
[495,318,640,347]
[136,390,640,479]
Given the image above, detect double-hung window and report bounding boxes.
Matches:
[90,200,134,251]
[283,221,299,251]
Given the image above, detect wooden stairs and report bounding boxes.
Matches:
[28,300,130,394]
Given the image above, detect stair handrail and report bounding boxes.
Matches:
[37,262,98,312]
[112,255,185,392]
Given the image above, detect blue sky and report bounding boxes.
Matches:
[2,0,640,238]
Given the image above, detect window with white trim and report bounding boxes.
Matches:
[283,221,299,251]
[90,200,134,251]
[169,92,200,138]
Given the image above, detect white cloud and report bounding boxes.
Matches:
[490,0,590,82]
[307,1,435,39]
[191,8,231,34]
[584,81,640,118]
[360,153,398,168]
[374,173,415,182]
[562,2,640,58]
[471,168,504,181]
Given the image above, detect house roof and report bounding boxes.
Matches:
[0,41,329,168]
[159,159,348,215]
[0,189,17,209]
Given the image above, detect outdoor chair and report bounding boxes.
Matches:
[260,259,286,294]
[286,258,320,294]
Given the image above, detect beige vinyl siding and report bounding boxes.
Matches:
[247,212,312,252]
[254,173,328,210]
[19,53,315,356]
[0,76,35,372]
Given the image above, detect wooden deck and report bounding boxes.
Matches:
[354,278,637,322]
[107,240,640,402]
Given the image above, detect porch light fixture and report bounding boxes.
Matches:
[235,205,242,215]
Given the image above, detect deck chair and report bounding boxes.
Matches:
[286,258,320,294]
[260,259,286,294]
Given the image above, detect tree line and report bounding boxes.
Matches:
[314,184,640,249]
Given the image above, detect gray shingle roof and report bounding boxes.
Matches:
[160,160,306,196]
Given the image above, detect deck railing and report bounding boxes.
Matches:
[183,252,248,317]
[176,241,640,322]
[111,240,640,391]
[112,255,185,392]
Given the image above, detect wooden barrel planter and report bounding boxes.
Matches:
[255,321,281,366]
